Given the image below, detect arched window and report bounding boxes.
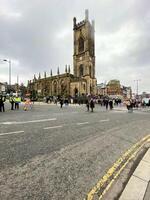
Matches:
[74,87,78,96]
[54,82,57,94]
[78,37,84,52]
[79,65,84,77]
[89,66,92,77]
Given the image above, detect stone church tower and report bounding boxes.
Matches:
[73,9,97,94]
[28,10,97,98]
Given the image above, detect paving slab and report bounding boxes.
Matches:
[119,175,148,200]
[143,149,150,164]
[133,160,150,182]
[144,181,150,200]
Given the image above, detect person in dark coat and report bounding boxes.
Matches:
[105,98,109,110]
[0,95,6,112]
[86,99,90,111]
[109,99,113,110]
[60,98,63,108]
[90,99,95,112]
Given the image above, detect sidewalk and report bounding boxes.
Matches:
[113,106,150,113]
[32,102,81,106]
[119,148,150,200]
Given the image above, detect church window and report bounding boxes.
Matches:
[78,37,84,52]
[79,65,84,77]
[89,66,92,77]
[54,82,57,94]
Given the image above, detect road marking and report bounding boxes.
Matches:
[86,134,150,200]
[0,118,56,125]
[77,122,89,125]
[100,119,110,122]
[0,131,24,136]
[44,125,63,130]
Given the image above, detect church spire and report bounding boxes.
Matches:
[65,65,67,73]
[44,71,46,78]
[57,67,59,75]
[68,65,70,73]
[85,9,89,21]
[38,72,41,79]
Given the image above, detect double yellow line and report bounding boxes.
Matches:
[86,134,150,200]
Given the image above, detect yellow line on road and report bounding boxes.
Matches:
[86,134,150,200]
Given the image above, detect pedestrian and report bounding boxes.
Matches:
[90,99,95,112]
[9,95,15,110]
[86,99,90,111]
[109,99,113,110]
[0,95,6,112]
[105,98,109,110]
[14,96,21,110]
[60,98,63,108]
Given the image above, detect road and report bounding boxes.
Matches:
[0,103,150,200]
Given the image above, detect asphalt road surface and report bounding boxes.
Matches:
[0,103,150,200]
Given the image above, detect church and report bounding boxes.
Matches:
[28,10,97,98]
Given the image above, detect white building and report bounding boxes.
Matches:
[0,82,6,93]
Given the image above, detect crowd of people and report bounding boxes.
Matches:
[0,93,150,113]
[0,94,33,112]
[0,94,22,112]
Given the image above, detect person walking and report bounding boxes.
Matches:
[9,95,15,110]
[109,98,113,110]
[105,98,109,110]
[86,99,90,111]
[14,96,21,110]
[0,95,6,112]
[90,99,95,112]
[60,98,63,108]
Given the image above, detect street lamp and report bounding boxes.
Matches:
[2,59,11,86]
[134,79,141,98]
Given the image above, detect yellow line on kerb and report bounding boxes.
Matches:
[86,134,150,200]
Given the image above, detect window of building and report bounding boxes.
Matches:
[79,65,84,77]
[89,66,91,77]
[78,37,84,52]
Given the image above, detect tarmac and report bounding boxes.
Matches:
[21,102,150,199]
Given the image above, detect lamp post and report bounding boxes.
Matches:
[3,59,11,86]
[134,79,141,98]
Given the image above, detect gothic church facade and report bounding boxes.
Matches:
[28,10,97,97]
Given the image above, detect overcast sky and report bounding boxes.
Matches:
[0,0,150,94]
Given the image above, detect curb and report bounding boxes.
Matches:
[119,148,150,200]
[86,135,150,200]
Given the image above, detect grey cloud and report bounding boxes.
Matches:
[0,0,150,92]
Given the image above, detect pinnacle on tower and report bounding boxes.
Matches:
[73,17,76,28]
[65,65,67,73]
[50,69,53,76]
[44,71,46,78]
[34,74,36,80]
[38,72,41,79]
[68,65,70,73]
[85,9,89,21]
[57,67,59,75]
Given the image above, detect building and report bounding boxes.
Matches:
[0,82,6,94]
[97,80,132,99]
[28,10,97,98]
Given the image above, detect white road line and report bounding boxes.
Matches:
[0,118,56,125]
[77,122,89,125]
[0,131,24,136]
[44,125,63,130]
[100,119,110,122]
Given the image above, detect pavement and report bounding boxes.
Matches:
[119,148,150,200]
